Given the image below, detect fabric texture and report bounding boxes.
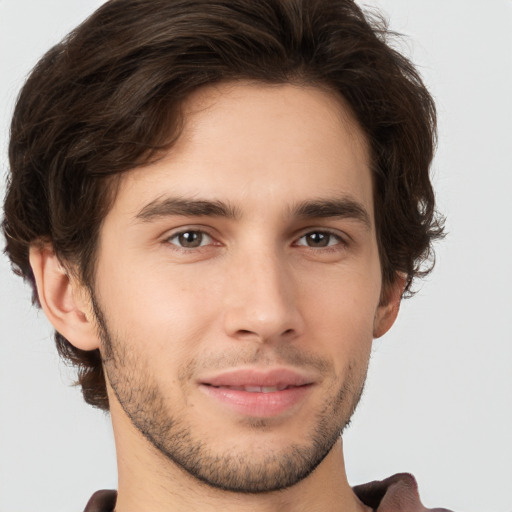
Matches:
[83,473,453,511]
[353,473,453,511]
[83,490,116,512]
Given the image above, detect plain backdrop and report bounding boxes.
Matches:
[1,1,511,511]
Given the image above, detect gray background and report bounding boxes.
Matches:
[1,1,511,511]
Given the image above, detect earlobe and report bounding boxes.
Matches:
[373,274,406,338]
[29,244,100,351]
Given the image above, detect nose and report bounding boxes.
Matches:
[222,247,304,344]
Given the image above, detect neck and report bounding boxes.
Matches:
[110,406,369,512]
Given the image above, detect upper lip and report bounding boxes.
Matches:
[198,368,316,388]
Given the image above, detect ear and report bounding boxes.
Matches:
[373,274,406,339]
[29,244,100,351]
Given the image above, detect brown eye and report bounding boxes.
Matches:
[306,232,329,247]
[296,231,342,248]
[168,230,211,248]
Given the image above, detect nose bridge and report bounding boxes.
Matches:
[222,240,303,342]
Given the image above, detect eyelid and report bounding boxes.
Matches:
[164,226,219,249]
[293,228,348,247]
[161,225,349,250]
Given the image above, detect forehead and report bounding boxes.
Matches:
[110,81,373,222]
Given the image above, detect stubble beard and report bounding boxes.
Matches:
[92,296,368,494]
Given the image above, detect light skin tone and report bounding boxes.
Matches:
[30,81,403,512]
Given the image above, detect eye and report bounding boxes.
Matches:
[167,230,213,249]
[295,231,343,248]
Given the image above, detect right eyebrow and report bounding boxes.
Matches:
[135,196,241,222]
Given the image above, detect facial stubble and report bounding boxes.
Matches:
[92,294,368,494]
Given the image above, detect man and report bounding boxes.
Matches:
[2,0,449,510]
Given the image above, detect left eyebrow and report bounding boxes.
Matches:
[290,198,372,230]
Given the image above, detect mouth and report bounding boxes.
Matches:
[198,368,315,417]
[206,384,299,393]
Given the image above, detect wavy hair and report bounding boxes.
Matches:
[3,0,444,410]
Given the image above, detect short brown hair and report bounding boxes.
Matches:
[2,0,444,410]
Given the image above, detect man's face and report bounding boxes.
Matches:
[90,82,396,492]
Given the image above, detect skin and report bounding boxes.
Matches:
[30,81,402,511]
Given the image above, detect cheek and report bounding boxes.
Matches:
[300,265,381,361]
[95,254,226,358]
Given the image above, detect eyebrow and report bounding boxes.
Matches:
[291,198,372,229]
[136,197,241,221]
[135,195,371,229]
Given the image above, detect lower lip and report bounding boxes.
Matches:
[199,385,312,418]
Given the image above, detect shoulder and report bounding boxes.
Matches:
[83,490,117,512]
[353,473,453,512]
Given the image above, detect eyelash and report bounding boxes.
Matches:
[166,230,216,250]
[294,230,346,250]
[165,228,347,252]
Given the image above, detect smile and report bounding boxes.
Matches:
[210,384,294,393]
[198,368,316,417]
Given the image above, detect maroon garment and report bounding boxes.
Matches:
[83,473,453,511]
[353,473,453,511]
[83,490,116,512]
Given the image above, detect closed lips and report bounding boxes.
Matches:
[198,368,316,389]
[206,384,304,392]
